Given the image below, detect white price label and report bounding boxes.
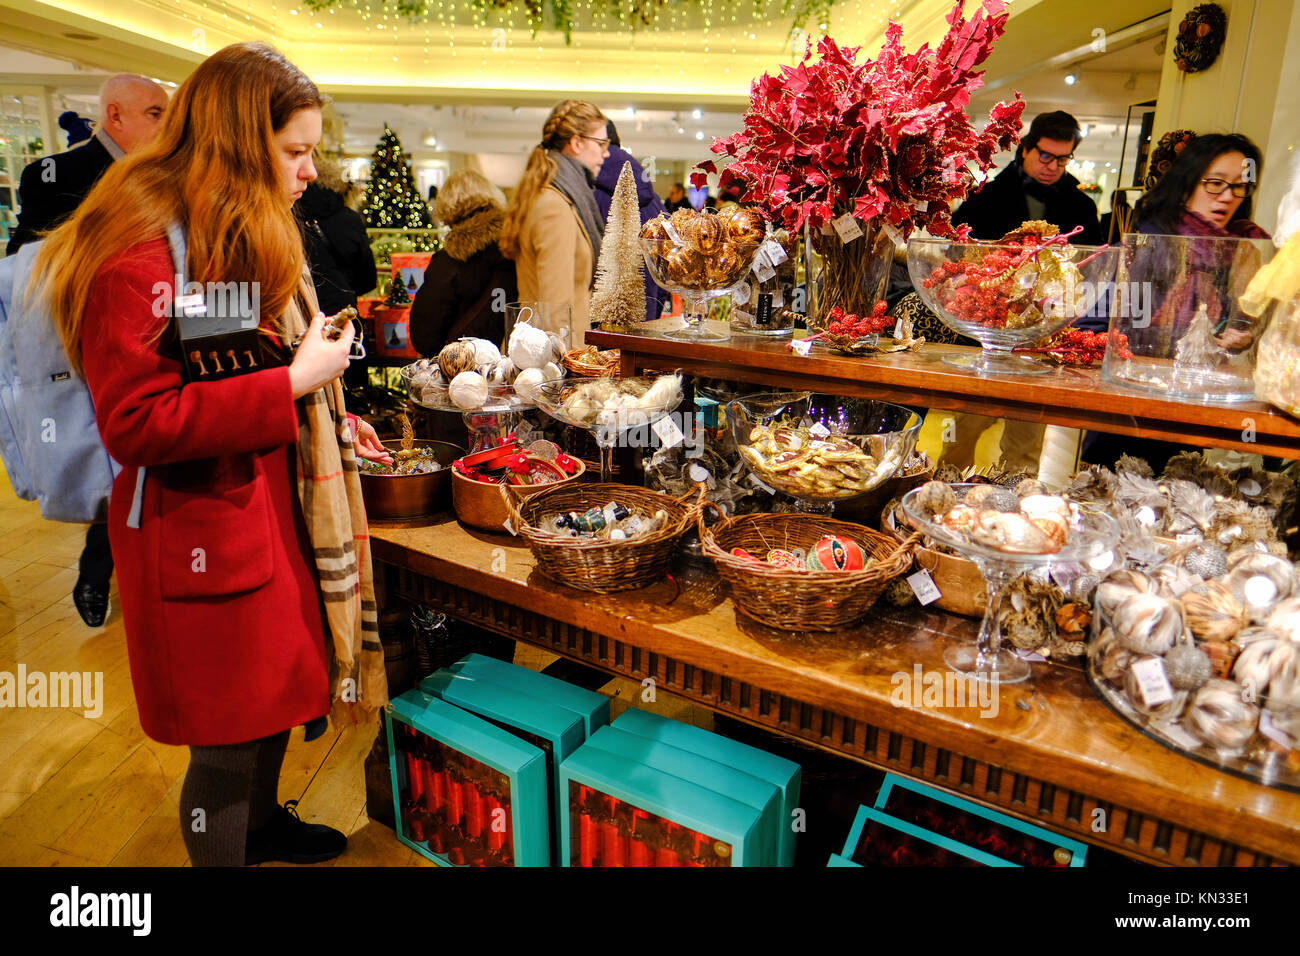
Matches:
[754,258,777,283]
[1259,710,1294,750]
[820,221,834,236]
[1161,722,1204,750]
[662,219,683,245]
[1130,657,1174,709]
[732,280,752,307]
[893,318,903,339]
[906,570,941,605]
[881,221,904,248]
[748,473,777,495]
[652,414,684,450]
[761,238,788,266]
[791,338,813,357]
[503,518,517,537]
[832,214,864,244]
[773,289,784,308]
[1176,533,1201,546]
[808,421,831,438]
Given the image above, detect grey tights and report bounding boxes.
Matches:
[178,730,290,866]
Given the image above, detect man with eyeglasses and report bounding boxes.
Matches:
[951,110,1101,244]
[6,73,169,630]
[940,111,1101,475]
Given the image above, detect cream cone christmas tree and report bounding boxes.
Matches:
[590,161,646,332]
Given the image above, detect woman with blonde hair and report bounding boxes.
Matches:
[410,169,517,355]
[36,41,390,866]
[499,99,608,346]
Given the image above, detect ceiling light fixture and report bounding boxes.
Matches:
[695,130,704,140]
[692,108,703,120]
[1064,72,1077,86]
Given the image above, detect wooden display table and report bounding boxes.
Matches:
[586,322,1300,460]
[371,515,1300,867]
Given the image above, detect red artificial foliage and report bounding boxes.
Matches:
[701,0,1025,240]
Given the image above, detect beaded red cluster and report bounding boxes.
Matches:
[824,301,893,338]
[1017,328,1133,367]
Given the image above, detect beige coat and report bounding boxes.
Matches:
[512,185,593,347]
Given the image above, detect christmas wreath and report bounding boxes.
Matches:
[1145,128,1196,188]
[1174,3,1227,73]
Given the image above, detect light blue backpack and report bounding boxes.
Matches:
[0,228,185,524]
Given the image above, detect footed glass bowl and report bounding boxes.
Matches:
[640,238,761,343]
[907,238,1119,375]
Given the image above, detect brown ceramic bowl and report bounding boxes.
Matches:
[452,458,587,533]
[359,440,463,520]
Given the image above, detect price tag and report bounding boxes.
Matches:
[1161,722,1204,749]
[748,473,777,495]
[893,318,904,340]
[652,414,684,450]
[881,221,904,248]
[906,570,941,606]
[731,280,752,307]
[1130,657,1174,709]
[791,338,813,357]
[1012,648,1048,662]
[503,518,517,537]
[808,421,831,438]
[662,219,683,245]
[773,288,784,308]
[832,214,864,244]
[1176,532,1201,547]
[1259,710,1294,749]
[820,221,833,236]
[761,238,788,266]
[176,293,206,316]
[753,257,777,283]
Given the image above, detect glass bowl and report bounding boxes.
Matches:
[901,483,1119,683]
[640,237,762,343]
[907,238,1120,375]
[532,375,684,481]
[726,392,922,512]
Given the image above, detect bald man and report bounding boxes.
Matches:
[6,74,167,255]
[6,74,167,628]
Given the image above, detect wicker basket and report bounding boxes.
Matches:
[700,505,920,631]
[502,483,704,593]
[562,346,621,378]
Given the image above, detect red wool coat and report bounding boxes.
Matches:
[82,237,331,746]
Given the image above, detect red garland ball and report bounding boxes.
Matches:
[806,535,868,572]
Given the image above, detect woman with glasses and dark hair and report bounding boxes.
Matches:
[499,99,608,347]
[1134,132,1269,239]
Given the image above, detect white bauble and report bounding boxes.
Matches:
[464,337,501,367]
[448,371,489,410]
[541,361,563,382]
[513,367,548,403]
[508,321,551,370]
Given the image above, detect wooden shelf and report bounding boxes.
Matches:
[586,322,1300,460]
[371,515,1300,867]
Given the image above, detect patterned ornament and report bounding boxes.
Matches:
[806,535,867,572]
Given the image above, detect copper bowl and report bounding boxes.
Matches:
[452,458,586,533]
[359,440,463,520]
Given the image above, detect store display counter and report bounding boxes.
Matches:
[586,323,1300,459]
[370,515,1300,867]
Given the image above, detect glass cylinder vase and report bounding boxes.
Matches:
[807,217,895,332]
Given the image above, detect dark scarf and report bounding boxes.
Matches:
[1173,208,1271,240]
[548,150,603,277]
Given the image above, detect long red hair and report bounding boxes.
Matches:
[37,42,324,376]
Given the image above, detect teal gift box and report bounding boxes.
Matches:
[839,806,1013,866]
[420,668,586,861]
[559,745,764,867]
[443,653,610,736]
[386,689,550,867]
[872,775,1088,867]
[580,726,784,866]
[611,708,801,867]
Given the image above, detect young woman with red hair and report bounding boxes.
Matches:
[36,42,390,866]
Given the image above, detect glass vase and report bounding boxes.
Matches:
[807,217,895,332]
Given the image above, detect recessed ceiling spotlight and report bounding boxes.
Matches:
[627,106,636,117]
[695,130,704,140]
[691,108,703,120]
[1064,72,1077,86]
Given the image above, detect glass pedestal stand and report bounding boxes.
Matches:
[663,289,731,343]
[945,556,1030,683]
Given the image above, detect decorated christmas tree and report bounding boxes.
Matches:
[363,125,434,230]
[590,161,646,332]
[384,275,411,308]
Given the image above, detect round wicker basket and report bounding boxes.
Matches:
[503,482,704,593]
[700,506,920,631]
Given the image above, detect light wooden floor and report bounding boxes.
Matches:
[0,469,708,866]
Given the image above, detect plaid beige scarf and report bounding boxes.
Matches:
[284,280,388,725]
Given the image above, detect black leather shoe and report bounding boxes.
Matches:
[72,578,110,628]
[245,800,347,865]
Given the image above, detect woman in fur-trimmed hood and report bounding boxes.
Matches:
[409,170,518,356]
